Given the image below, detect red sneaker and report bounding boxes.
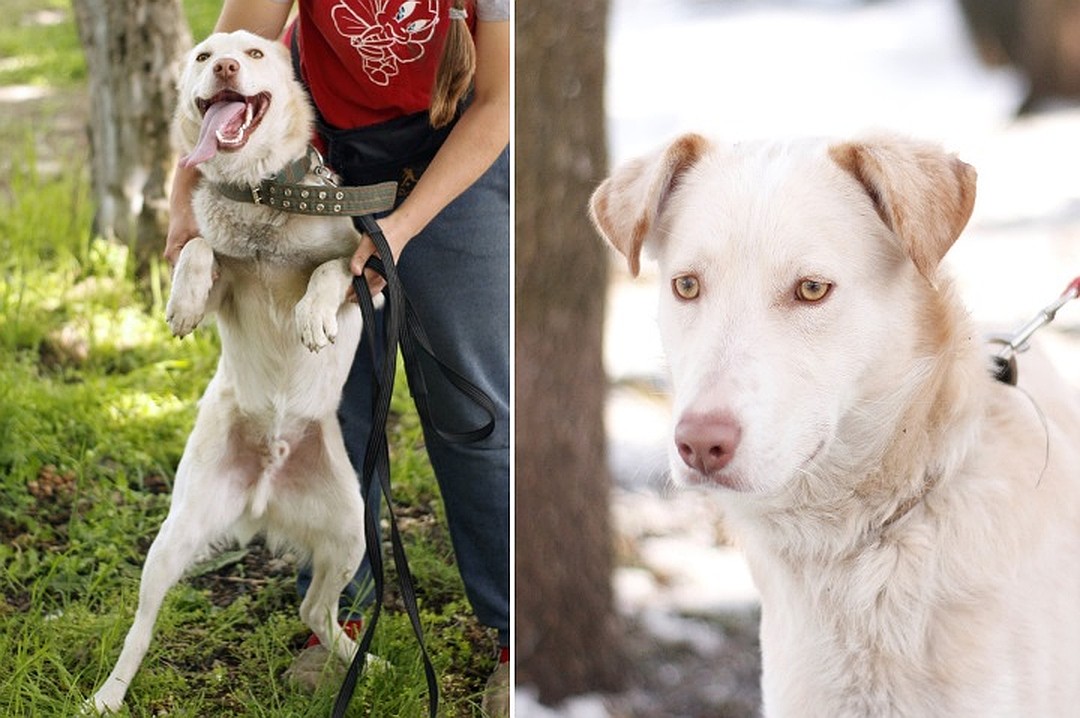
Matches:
[302,618,366,649]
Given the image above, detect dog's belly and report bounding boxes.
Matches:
[213,277,361,421]
[222,411,324,483]
[195,266,362,527]
[192,352,361,543]
[222,411,331,522]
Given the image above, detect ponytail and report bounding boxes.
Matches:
[429,0,476,128]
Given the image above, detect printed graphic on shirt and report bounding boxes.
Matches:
[331,0,441,86]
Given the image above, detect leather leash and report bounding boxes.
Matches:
[331,216,494,718]
[275,29,489,714]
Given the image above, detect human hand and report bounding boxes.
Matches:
[349,216,410,298]
[164,207,201,268]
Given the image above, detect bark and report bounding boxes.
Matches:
[957,0,1080,111]
[71,0,190,272]
[515,0,625,704]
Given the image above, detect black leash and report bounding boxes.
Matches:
[282,31,495,713]
[330,215,494,718]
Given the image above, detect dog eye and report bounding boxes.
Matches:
[195,52,210,62]
[672,274,701,300]
[795,279,832,302]
[247,48,264,59]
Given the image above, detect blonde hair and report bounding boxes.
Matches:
[429,0,476,128]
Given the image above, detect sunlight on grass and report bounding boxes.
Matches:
[0,1,83,87]
[107,389,188,424]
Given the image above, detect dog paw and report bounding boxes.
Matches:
[166,272,213,337]
[364,651,393,674]
[83,689,123,715]
[165,239,216,338]
[295,296,339,352]
[165,296,206,338]
[166,266,215,337]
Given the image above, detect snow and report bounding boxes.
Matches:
[604,0,1022,164]
[518,0,1080,714]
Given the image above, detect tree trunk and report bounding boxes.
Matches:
[515,0,625,704]
[957,0,1080,111]
[71,0,190,272]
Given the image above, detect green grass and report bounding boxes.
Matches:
[185,0,225,40]
[0,1,84,87]
[0,0,220,88]
[0,3,497,716]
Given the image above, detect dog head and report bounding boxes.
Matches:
[591,134,976,497]
[173,30,314,186]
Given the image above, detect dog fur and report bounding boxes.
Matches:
[591,133,1080,716]
[91,31,368,712]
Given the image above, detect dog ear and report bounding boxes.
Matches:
[829,137,977,283]
[589,133,710,277]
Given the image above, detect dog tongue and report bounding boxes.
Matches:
[179,100,246,167]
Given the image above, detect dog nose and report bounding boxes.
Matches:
[675,412,741,475]
[214,58,240,80]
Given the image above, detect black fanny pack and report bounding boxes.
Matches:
[290,30,459,202]
[320,111,455,202]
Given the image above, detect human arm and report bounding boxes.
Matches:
[164,162,203,266]
[350,19,511,292]
[214,0,294,37]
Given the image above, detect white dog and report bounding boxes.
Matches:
[91,31,377,713]
[591,133,1080,716]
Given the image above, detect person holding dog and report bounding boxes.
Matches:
[164,0,510,713]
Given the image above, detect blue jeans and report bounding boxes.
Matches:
[299,148,510,647]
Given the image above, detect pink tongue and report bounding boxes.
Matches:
[179,101,246,167]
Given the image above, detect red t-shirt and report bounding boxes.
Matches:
[288,1,476,129]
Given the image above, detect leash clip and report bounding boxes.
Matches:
[988,277,1080,385]
[308,145,340,187]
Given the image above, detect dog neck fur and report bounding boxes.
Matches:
[728,278,999,716]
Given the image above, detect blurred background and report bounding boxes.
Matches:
[517,0,1080,715]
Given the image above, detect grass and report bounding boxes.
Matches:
[0,1,84,88]
[0,3,497,716]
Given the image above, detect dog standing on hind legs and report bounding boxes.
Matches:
[89,30,385,713]
[591,132,1080,717]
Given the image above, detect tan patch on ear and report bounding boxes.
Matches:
[829,137,977,284]
[589,133,711,277]
[829,144,889,226]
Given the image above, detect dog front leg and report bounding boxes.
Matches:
[295,257,353,352]
[166,237,218,338]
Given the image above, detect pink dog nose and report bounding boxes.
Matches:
[675,412,742,474]
[214,58,239,80]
